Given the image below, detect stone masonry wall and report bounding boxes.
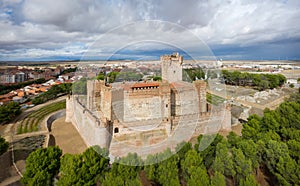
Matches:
[66,97,110,149]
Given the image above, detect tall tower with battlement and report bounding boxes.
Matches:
[161,52,183,83]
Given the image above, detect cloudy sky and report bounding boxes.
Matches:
[0,0,299,61]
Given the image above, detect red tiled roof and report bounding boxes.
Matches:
[0,98,12,103]
[131,82,160,88]
[15,89,23,93]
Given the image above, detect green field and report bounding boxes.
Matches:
[17,100,66,134]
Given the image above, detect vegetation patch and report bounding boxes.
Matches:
[21,91,300,185]
[17,100,66,134]
[32,83,71,105]
[221,70,286,90]
[0,136,9,156]
[0,101,21,124]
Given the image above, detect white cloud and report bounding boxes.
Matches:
[0,0,299,60]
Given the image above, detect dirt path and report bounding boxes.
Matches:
[0,176,21,186]
[265,95,290,110]
[219,124,243,137]
[0,96,68,185]
[50,116,87,154]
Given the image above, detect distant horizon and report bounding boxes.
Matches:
[1,1,300,62]
[1,58,300,63]
[1,50,300,63]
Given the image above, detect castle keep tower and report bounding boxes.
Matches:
[161,52,183,82]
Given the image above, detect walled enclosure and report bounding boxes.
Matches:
[66,53,231,158]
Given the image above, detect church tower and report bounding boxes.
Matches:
[161,52,183,83]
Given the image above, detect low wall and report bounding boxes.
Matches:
[46,109,66,132]
[44,109,66,148]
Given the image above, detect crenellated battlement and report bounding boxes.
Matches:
[160,52,183,63]
[66,53,232,159]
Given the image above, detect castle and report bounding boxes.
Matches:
[66,53,231,158]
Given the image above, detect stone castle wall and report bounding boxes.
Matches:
[108,106,231,158]
[66,95,231,158]
[66,97,111,149]
[123,87,162,122]
[66,53,231,158]
[193,80,207,113]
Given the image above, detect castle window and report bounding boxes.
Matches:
[166,104,168,108]
[114,127,119,133]
[173,70,176,73]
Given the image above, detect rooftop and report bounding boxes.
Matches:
[131,82,160,89]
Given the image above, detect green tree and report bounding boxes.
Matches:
[0,136,9,155]
[184,68,205,81]
[180,149,203,180]
[261,110,280,132]
[221,70,285,90]
[211,171,226,186]
[264,140,289,171]
[144,154,158,181]
[252,74,261,87]
[107,71,121,82]
[96,73,105,80]
[101,152,143,186]
[236,139,259,170]
[29,170,52,186]
[258,80,269,90]
[239,174,259,186]
[275,156,299,185]
[32,83,72,105]
[176,141,192,159]
[22,146,62,185]
[277,74,287,86]
[241,115,261,141]
[153,76,162,81]
[195,134,224,168]
[101,171,141,186]
[0,101,21,124]
[232,148,252,183]
[58,146,109,186]
[212,141,235,177]
[227,131,241,147]
[145,149,178,184]
[187,166,210,186]
[156,149,180,186]
[287,139,300,160]
[57,154,83,186]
